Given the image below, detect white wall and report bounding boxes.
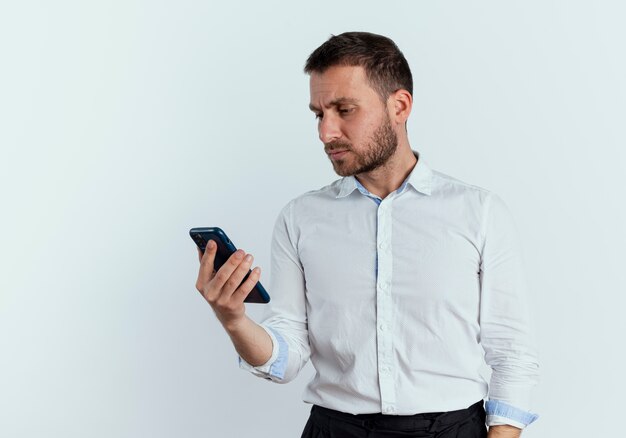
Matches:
[1,1,624,436]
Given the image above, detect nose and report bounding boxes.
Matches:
[318,113,341,144]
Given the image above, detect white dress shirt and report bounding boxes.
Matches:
[239,152,539,427]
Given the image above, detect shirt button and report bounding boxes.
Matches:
[379,323,386,331]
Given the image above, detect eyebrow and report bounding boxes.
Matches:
[309,97,359,112]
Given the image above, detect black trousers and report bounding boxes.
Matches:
[300,401,487,438]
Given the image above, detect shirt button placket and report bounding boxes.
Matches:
[376,198,396,413]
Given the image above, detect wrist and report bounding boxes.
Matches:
[488,425,522,438]
[222,314,249,334]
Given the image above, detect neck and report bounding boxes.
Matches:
[355,143,418,199]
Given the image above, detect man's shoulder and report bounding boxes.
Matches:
[430,167,492,197]
[428,167,511,219]
[274,178,344,218]
[288,178,345,205]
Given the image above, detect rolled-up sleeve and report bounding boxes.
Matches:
[479,193,540,427]
[238,201,311,383]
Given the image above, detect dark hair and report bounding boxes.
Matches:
[304,31,413,101]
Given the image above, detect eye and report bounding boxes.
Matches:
[338,107,355,116]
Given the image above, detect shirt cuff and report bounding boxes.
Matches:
[485,399,539,429]
[238,325,288,381]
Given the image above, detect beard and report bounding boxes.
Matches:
[325,113,398,177]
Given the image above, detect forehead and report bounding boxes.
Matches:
[309,65,378,107]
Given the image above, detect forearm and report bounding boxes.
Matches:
[488,425,522,438]
[224,315,273,366]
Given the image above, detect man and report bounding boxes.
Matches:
[195,32,539,438]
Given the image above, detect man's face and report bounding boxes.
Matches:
[309,66,398,177]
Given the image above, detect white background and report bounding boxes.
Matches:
[1,1,624,437]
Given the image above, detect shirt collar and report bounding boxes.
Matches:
[336,150,433,199]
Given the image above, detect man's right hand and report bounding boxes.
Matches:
[195,240,262,332]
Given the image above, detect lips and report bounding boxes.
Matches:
[328,150,348,160]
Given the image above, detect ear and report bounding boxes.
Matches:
[388,89,413,126]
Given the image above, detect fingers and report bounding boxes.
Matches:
[196,240,217,292]
[232,266,262,303]
[195,242,261,307]
[215,252,255,303]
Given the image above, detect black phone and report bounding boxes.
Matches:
[189,227,270,304]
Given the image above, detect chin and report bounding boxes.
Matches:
[332,161,355,177]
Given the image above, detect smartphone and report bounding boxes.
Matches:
[190,227,270,303]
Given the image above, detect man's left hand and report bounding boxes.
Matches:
[487,424,522,438]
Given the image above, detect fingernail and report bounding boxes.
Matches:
[235,249,244,258]
[245,254,253,262]
[208,240,215,249]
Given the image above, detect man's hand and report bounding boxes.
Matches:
[488,425,522,438]
[195,240,261,332]
[194,240,273,367]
